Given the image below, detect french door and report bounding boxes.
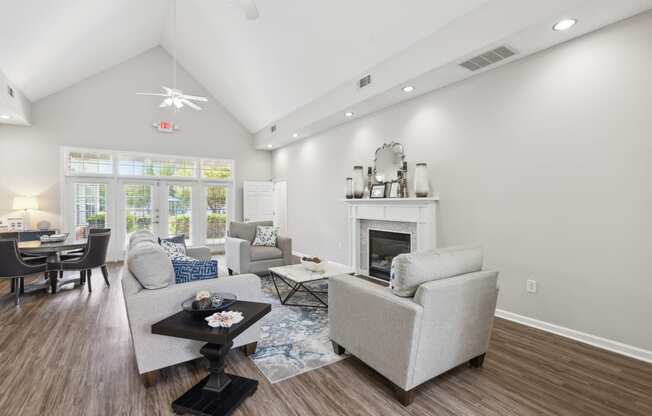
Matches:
[66,179,231,259]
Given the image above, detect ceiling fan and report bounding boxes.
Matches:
[137,0,210,111]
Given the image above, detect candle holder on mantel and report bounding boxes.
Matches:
[353,166,365,199]
[414,163,430,197]
[345,177,353,199]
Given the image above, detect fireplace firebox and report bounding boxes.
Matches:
[368,229,411,281]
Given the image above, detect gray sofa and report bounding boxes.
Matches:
[329,246,498,406]
[120,230,263,386]
[225,221,292,275]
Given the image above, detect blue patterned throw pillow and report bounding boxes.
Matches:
[172,258,219,284]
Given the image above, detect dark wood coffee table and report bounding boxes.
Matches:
[151,300,271,416]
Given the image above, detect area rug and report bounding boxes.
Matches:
[248,276,348,383]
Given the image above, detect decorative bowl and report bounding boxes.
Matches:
[40,233,69,243]
[301,259,326,273]
[181,292,237,318]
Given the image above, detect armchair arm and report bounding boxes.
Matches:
[328,275,423,389]
[276,235,292,266]
[186,246,211,261]
[225,237,251,274]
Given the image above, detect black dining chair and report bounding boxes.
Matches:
[0,239,47,305]
[54,230,111,292]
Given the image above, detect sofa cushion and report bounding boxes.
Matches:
[390,246,483,297]
[252,225,279,247]
[127,242,175,289]
[161,239,187,259]
[171,258,218,284]
[129,230,156,249]
[229,222,257,242]
[250,246,283,261]
[159,234,187,252]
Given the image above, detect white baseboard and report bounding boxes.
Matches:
[495,309,652,364]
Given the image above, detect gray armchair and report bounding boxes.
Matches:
[225,221,292,275]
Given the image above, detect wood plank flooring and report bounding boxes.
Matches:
[0,263,650,416]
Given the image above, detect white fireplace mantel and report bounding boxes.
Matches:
[342,197,439,273]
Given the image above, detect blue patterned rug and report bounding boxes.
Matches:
[249,276,348,383]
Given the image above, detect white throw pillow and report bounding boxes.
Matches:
[390,246,483,297]
[252,225,279,247]
[127,242,175,289]
[160,239,187,259]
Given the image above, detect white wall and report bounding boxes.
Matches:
[272,12,652,351]
[0,47,271,229]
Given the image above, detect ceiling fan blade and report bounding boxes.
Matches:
[180,94,208,102]
[180,99,202,111]
[238,0,259,20]
[160,98,173,108]
[137,92,168,96]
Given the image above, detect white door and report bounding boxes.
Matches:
[243,181,273,222]
[273,181,287,235]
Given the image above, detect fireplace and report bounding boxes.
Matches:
[368,229,411,281]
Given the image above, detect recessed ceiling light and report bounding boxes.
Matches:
[0,114,10,120]
[402,86,415,93]
[292,133,299,138]
[345,111,354,118]
[267,144,273,149]
[553,19,577,31]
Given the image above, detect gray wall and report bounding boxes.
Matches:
[272,12,652,350]
[0,47,271,229]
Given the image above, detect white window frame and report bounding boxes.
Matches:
[61,146,235,257]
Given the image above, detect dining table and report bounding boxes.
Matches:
[18,235,87,294]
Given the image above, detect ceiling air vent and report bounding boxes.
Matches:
[359,74,371,88]
[459,46,517,71]
[270,124,277,134]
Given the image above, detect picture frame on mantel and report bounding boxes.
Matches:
[370,184,387,198]
[388,181,400,198]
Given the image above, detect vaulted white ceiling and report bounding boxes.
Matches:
[2,0,652,138]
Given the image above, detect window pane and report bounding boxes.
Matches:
[124,184,153,238]
[67,152,113,175]
[119,155,197,178]
[74,183,108,230]
[206,185,227,243]
[168,185,192,241]
[201,159,233,180]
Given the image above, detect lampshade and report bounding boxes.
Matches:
[13,196,38,210]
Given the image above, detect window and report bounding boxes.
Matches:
[74,183,108,229]
[119,155,196,178]
[201,159,233,180]
[206,185,228,243]
[167,185,192,240]
[66,151,113,175]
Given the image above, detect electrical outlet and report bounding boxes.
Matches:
[526,279,537,294]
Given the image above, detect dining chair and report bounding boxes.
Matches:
[54,230,111,292]
[0,239,47,305]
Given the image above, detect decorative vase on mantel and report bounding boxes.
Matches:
[353,166,365,199]
[414,163,430,198]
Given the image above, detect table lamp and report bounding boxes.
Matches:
[13,196,38,230]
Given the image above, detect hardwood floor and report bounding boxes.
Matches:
[0,263,650,416]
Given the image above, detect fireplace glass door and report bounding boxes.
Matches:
[368,229,411,281]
